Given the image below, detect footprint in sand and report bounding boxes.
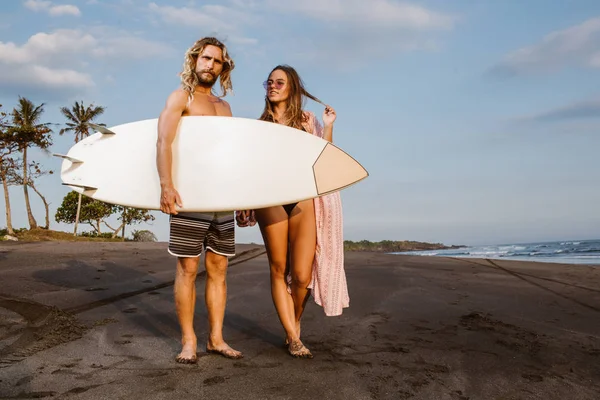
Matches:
[363,312,391,341]
[15,376,32,386]
[203,376,226,386]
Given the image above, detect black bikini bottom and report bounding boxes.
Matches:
[282,203,298,216]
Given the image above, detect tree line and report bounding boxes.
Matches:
[0,97,154,238]
[344,240,464,252]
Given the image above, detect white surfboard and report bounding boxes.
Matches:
[55,116,368,212]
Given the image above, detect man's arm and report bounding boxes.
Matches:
[156,89,187,214]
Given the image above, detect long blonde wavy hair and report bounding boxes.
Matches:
[259,65,323,131]
[179,37,235,100]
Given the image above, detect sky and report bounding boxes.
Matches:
[1,0,600,246]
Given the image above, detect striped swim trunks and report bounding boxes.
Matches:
[168,211,235,257]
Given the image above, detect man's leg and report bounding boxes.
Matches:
[204,250,243,358]
[168,212,210,364]
[174,255,200,363]
[203,212,242,359]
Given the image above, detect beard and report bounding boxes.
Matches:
[195,70,217,87]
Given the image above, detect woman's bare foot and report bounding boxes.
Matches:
[288,339,313,359]
[284,322,302,346]
[296,320,301,339]
[175,337,197,364]
[206,340,243,359]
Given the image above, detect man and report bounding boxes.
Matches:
[156,37,242,364]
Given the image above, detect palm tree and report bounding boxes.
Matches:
[59,101,105,235]
[10,97,53,230]
[0,105,18,235]
[59,101,106,142]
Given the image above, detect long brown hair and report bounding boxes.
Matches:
[259,65,323,131]
[179,37,235,101]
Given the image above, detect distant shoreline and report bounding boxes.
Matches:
[343,240,465,253]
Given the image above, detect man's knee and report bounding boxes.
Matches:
[205,251,228,279]
[177,257,200,279]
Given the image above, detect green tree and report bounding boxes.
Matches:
[132,230,157,242]
[59,101,105,235]
[55,191,115,234]
[10,97,53,229]
[112,206,155,239]
[10,161,53,229]
[0,105,19,235]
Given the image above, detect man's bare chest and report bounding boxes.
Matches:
[184,97,228,117]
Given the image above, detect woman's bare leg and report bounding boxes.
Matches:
[287,199,316,358]
[288,199,316,325]
[255,207,297,344]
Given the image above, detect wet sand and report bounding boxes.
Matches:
[0,241,599,399]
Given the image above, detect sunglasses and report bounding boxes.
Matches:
[263,80,285,90]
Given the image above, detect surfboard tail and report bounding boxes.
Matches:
[313,143,369,196]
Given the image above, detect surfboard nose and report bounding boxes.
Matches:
[313,143,369,196]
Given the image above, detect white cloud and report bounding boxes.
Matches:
[23,0,51,12]
[24,0,81,17]
[87,26,173,59]
[148,2,258,45]
[266,1,455,69]
[266,0,455,29]
[148,0,456,69]
[0,64,93,100]
[0,28,172,96]
[48,4,80,16]
[516,98,600,124]
[489,17,600,77]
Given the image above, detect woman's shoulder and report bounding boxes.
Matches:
[301,110,316,132]
[302,110,316,120]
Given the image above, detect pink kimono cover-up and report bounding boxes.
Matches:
[236,111,349,316]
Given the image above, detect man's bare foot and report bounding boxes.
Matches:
[175,339,197,364]
[288,339,313,359]
[206,341,243,359]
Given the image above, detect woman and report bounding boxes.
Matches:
[236,65,349,358]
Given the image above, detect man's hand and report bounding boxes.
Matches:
[235,210,256,227]
[160,186,183,215]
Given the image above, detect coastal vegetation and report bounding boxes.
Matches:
[0,227,157,242]
[344,240,463,252]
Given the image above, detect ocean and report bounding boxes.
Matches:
[396,239,600,265]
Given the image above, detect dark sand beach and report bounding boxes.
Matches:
[1,241,599,399]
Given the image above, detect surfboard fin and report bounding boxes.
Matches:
[62,182,98,191]
[52,153,84,164]
[88,122,115,135]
